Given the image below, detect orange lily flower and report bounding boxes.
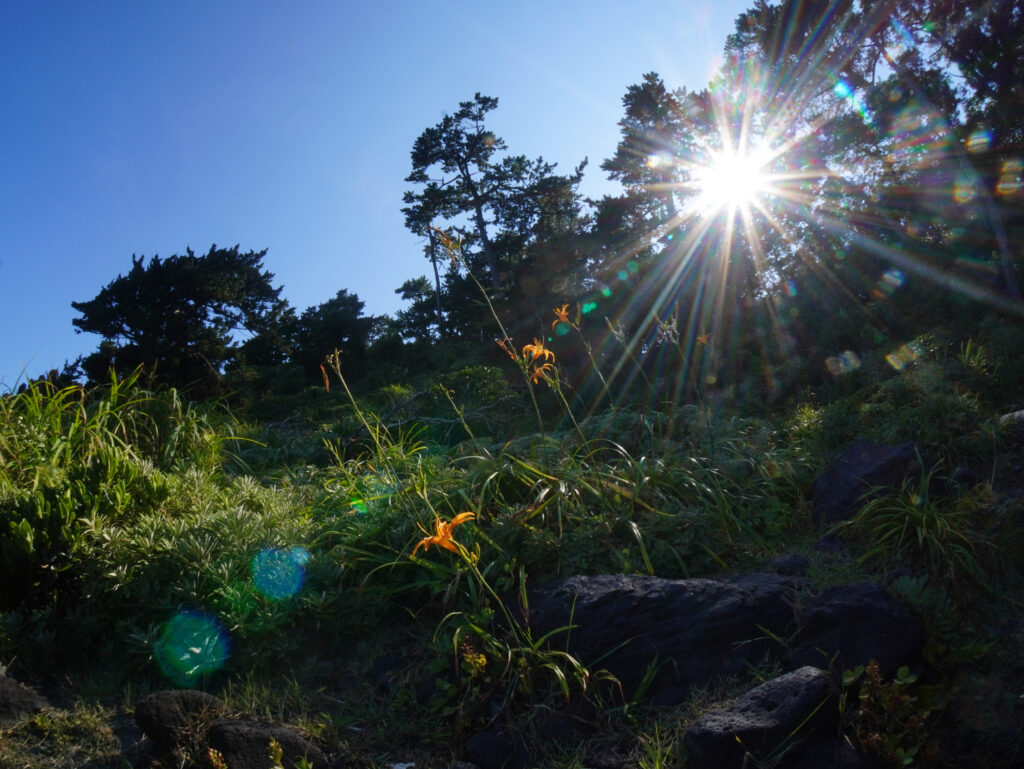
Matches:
[432,226,455,251]
[412,512,475,556]
[530,362,554,383]
[522,338,555,364]
[552,303,571,328]
[697,333,710,345]
[319,363,330,392]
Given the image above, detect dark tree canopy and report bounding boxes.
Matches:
[72,245,288,392]
[402,93,587,339]
[290,289,373,378]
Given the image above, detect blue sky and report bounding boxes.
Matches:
[0,0,753,388]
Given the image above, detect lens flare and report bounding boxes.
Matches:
[834,80,873,125]
[250,546,310,601]
[693,146,772,212]
[886,341,924,370]
[965,130,991,154]
[154,611,230,686]
[997,160,1022,196]
[826,350,861,376]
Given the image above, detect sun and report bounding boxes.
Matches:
[692,146,773,214]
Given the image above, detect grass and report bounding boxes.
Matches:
[1,315,1024,767]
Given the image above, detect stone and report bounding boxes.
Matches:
[206,719,330,769]
[790,582,925,676]
[0,673,48,725]
[999,410,1024,447]
[133,689,227,753]
[523,573,799,705]
[463,730,529,769]
[812,439,933,526]
[684,666,835,769]
[784,740,882,769]
[769,554,810,576]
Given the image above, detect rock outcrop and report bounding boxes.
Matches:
[683,666,834,769]
[523,573,924,706]
[811,438,932,525]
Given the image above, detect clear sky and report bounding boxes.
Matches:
[0,0,754,389]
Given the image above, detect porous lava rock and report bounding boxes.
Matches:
[206,719,330,769]
[523,573,924,708]
[0,673,48,725]
[1000,410,1024,447]
[790,582,925,675]
[812,439,932,525]
[133,689,227,753]
[523,573,799,704]
[463,729,529,769]
[683,666,834,769]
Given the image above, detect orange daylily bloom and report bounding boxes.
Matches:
[522,338,555,364]
[530,362,554,383]
[432,226,455,251]
[552,303,571,328]
[412,512,476,556]
[319,364,330,392]
[697,333,710,345]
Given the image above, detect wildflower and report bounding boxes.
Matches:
[530,362,554,384]
[267,739,284,769]
[522,338,555,364]
[697,333,710,345]
[432,226,459,265]
[412,512,475,556]
[496,337,517,360]
[319,363,330,392]
[552,303,571,328]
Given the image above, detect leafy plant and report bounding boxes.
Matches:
[843,661,946,768]
[835,467,997,591]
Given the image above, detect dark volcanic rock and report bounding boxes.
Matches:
[524,573,799,704]
[790,582,925,675]
[133,689,227,753]
[206,719,329,769]
[0,673,48,725]
[1000,410,1024,448]
[463,730,529,769]
[769,554,810,576]
[812,439,932,526]
[785,740,883,769]
[684,666,834,769]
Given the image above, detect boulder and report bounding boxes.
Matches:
[463,729,529,769]
[206,719,330,769]
[769,554,810,577]
[133,689,227,753]
[790,583,925,676]
[812,439,932,526]
[783,740,882,769]
[524,573,799,705]
[524,573,924,708]
[684,666,834,769]
[0,673,48,725]
[999,410,1024,447]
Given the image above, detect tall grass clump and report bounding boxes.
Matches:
[0,371,227,612]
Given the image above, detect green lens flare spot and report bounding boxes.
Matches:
[154,612,229,687]
[251,546,309,601]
